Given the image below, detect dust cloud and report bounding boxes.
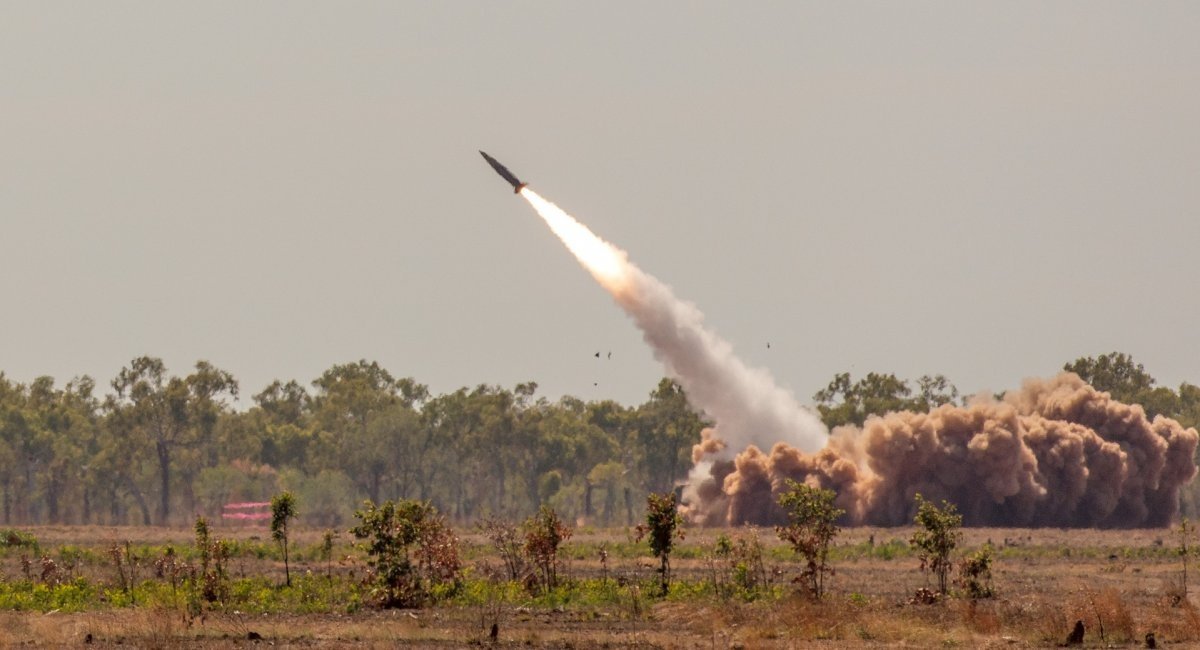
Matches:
[686,373,1198,528]
[516,189,1195,529]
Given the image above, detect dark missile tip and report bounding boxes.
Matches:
[479,150,526,193]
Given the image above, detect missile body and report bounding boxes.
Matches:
[479,151,527,193]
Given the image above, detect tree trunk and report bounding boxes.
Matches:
[156,440,171,525]
[494,463,506,516]
[127,476,152,526]
[109,486,121,524]
[624,487,634,526]
[46,473,60,523]
[180,470,197,520]
[23,459,36,523]
[368,469,381,505]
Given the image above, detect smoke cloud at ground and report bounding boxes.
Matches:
[518,190,1196,529]
[687,373,1199,528]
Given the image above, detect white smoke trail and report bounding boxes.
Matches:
[520,188,828,462]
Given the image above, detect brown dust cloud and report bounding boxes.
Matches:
[688,373,1198,527]
[517,187,1197,528]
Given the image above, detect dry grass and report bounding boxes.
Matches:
[2,525,1199,647]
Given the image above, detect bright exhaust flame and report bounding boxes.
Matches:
[520,188,631,294]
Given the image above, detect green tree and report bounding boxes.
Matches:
[270,491,298,587]
[587,461,627,525]
[521,397,619,519]
[1064,352,1156,406]
[634,379,706,494]
[775,480,844,599]
[913,374,960,410]
[108,357,238,525]
[910,494,963,596]
[1178,383,1200,430]
[0,375,38,523]
[308,361,407,505]
[814,372,958,429]
[253,380,310,428]
[636,492,685,595]
[350,498,461,607]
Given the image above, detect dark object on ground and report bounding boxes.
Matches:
[1065,620,1084,645]
[247,631,263,641]
[909,587,939,605]
[84,633,93,644]
[1146,631,1157,648]
[490,622,499,642]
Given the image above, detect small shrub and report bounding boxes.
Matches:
[321,529,337,582]
[776,480,844,599]
[910,494,962,595]
[0,529,38,551]
[270,491,298,587]
[523,505,572,594]
[711,528,768,600]
[194,516,230,603]
[107,541,139,601]
[956,545,994,599]
[1072,585,1135,643]
[478,517,525,582]
[635,493,684,596]
[350,498,462,607]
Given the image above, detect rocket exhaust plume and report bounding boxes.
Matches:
[487,154,1198,528]
[515,184,828,469]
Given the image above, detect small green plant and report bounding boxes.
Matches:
[153,545,188,602]
[270,491,298,587]
[776,480,844,599]
[194,516,230,603]
[0,529,39,551]
[635,492,684,596]
[956,544,994,599]
[910,494,963,596]
[523,505,572,593]
[107,541,138,602]
[711,529,768,599]
[350,499,462,607]
[321,529,337,583]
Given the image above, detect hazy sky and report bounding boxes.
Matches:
[4,3,1198,409]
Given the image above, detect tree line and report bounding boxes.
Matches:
[0,357,705,528]
[2,351,1196,528]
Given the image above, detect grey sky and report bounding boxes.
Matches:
[4,3,1198,409]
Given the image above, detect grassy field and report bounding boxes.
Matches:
[1,524,1197,647]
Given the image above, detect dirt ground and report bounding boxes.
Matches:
[2,525,1197,648]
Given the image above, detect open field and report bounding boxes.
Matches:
[2,524,1199,648]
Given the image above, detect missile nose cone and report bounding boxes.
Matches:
[479,150,526,193]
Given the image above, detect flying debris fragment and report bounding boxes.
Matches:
[479,151,527,193]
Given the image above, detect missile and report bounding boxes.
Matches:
[479,150,527,193]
